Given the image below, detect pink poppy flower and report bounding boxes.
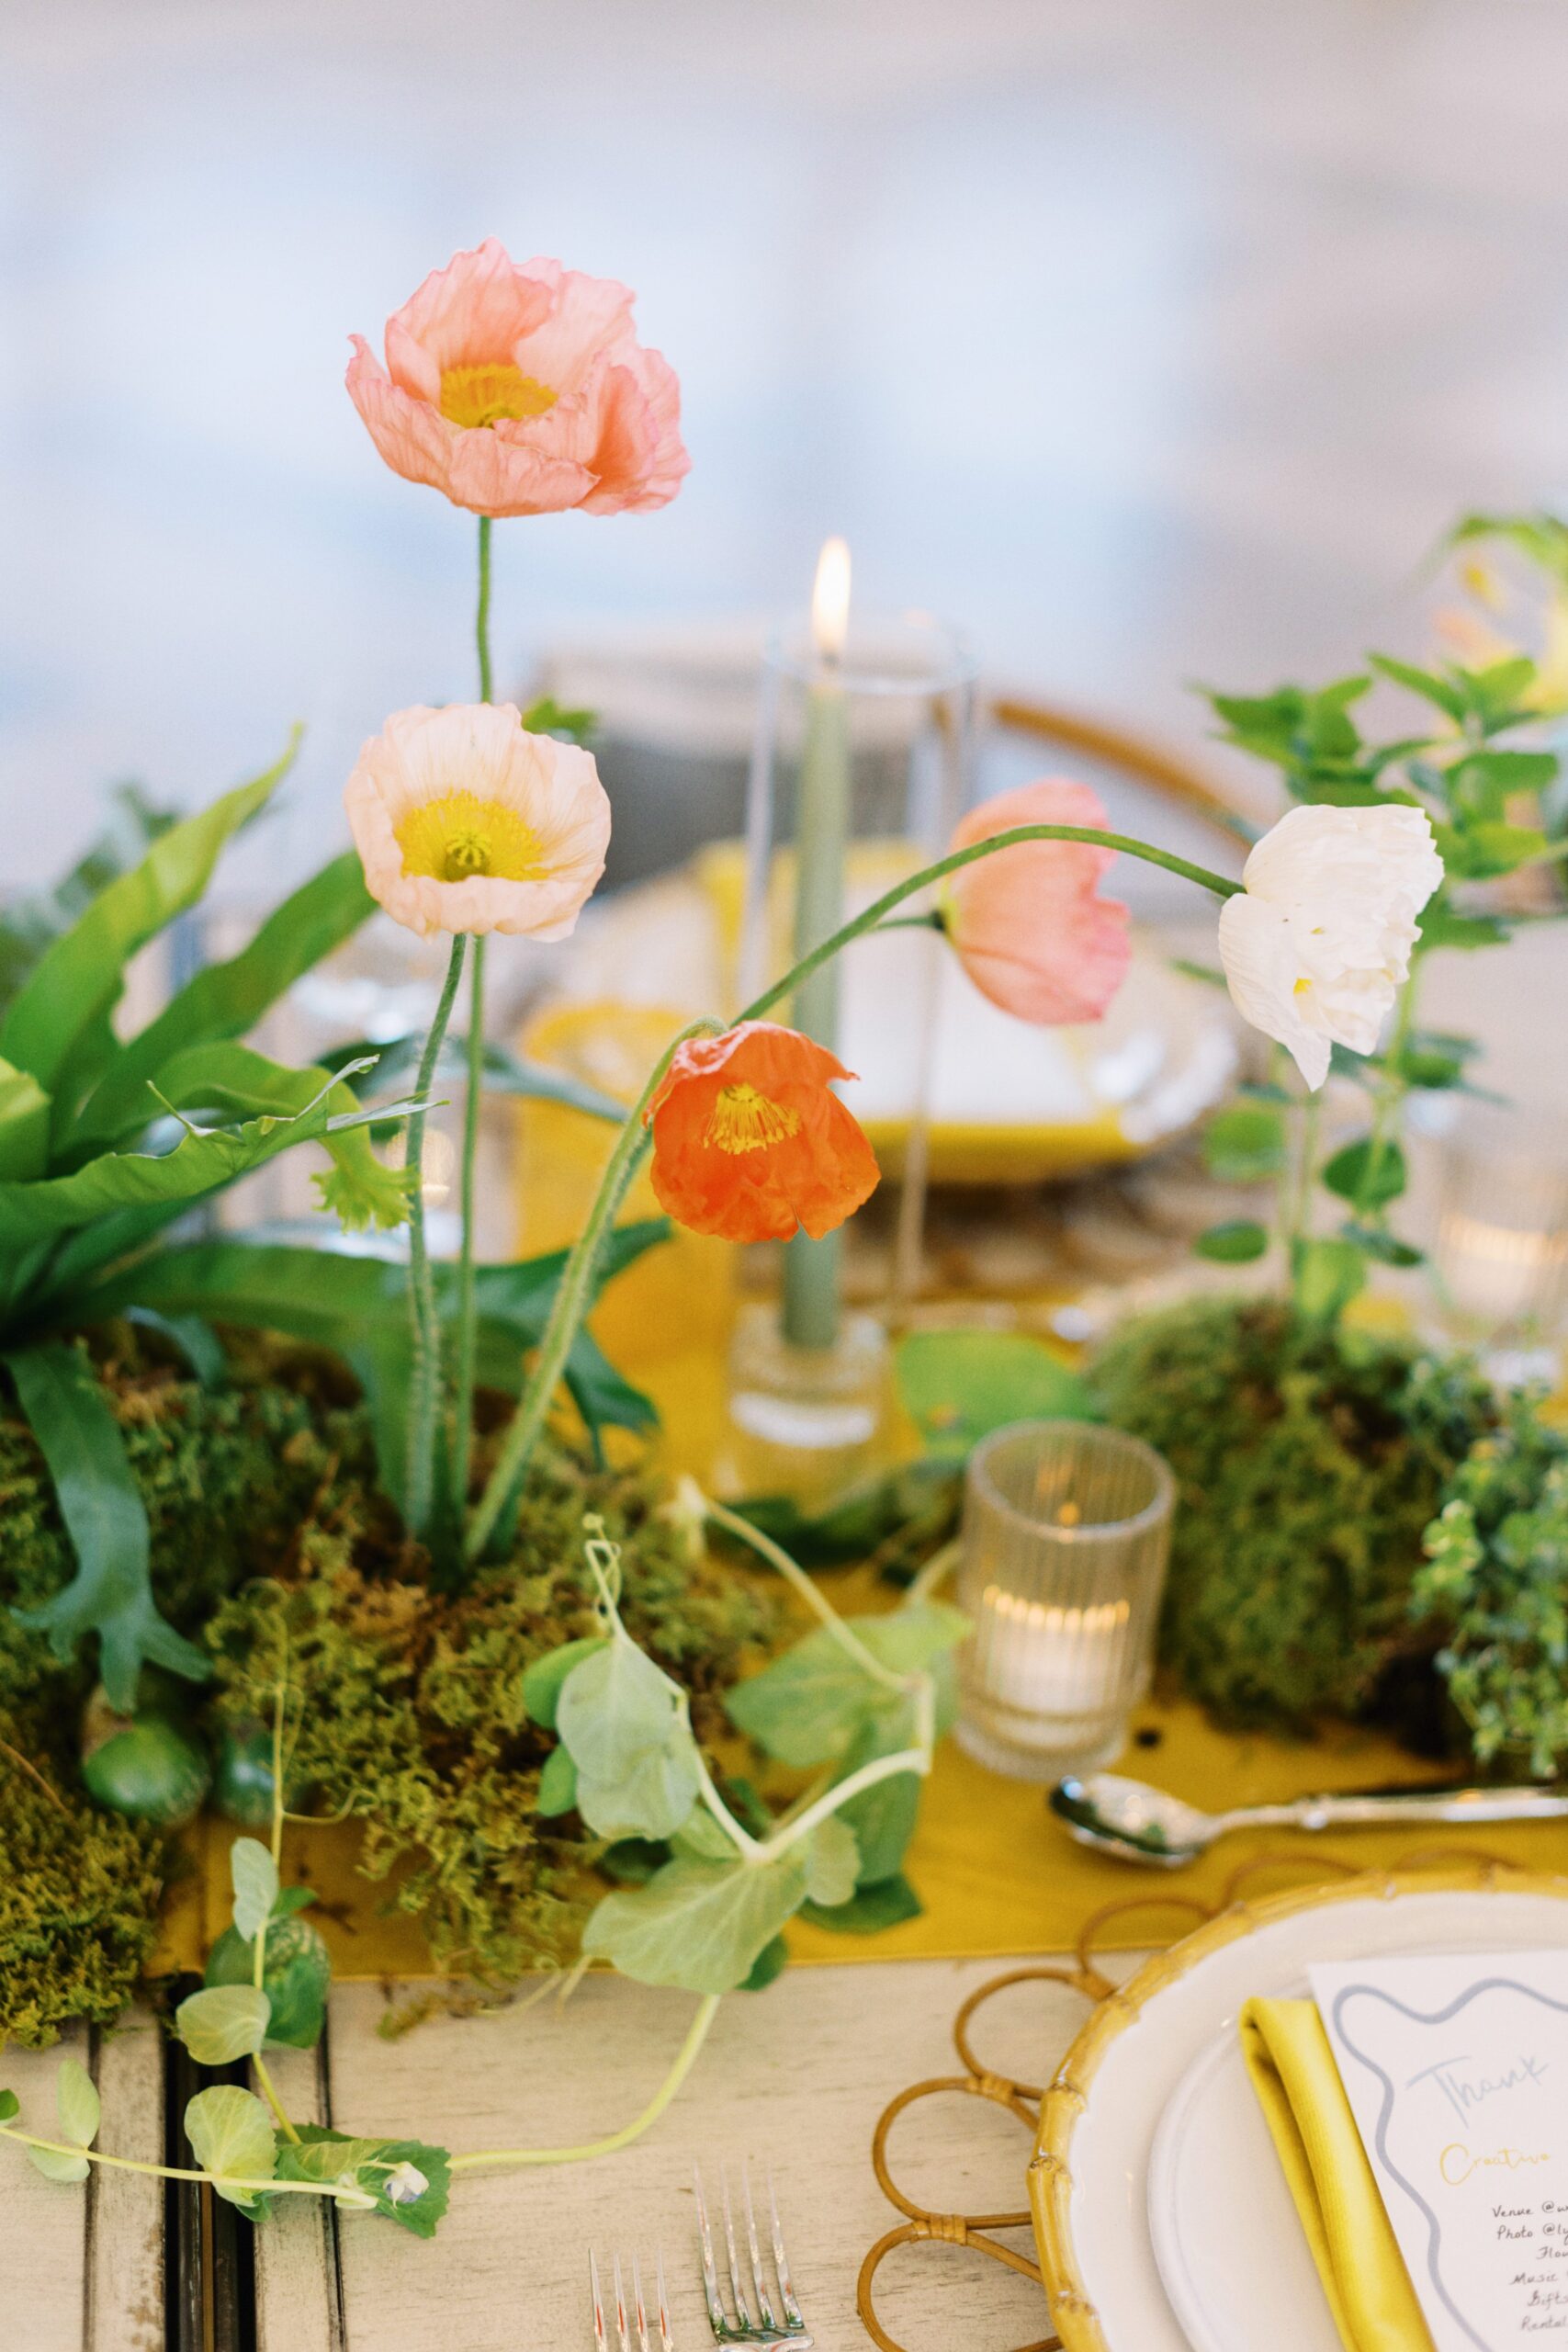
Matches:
[943,778,1131,1024]
[344,704,610,940]
[346,239,689,518]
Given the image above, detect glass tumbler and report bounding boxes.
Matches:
[955,1419,1176,1781]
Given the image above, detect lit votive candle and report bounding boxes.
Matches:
[955,1420,1175,1781]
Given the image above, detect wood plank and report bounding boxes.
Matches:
[3,2007,165,2352]
[4,2029,89,2352]
[252,2035,342,2352]
[254,1955,1134,2352]
[88,2010,165,2352]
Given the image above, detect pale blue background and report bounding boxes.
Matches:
[6,0,1568,891]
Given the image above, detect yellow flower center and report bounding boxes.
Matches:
[395,791,544,885]
[706,1083,801,1156]
[1292,976,1313,995]
[438,363,557,429]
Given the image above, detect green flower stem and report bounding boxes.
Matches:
[475,515,493,705]
[0,2127,373,2206]
[447,1993,720,2172]
[464,1017,721,1563]
[1356,967,1420,1220]
[251,2055,299,2147]
[406,934,468,1537]
[758,1738,931,1861]
[468,825,1240,1542]
[450,936,487,1519]
[702,1493,915,1701]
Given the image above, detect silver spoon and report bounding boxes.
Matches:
[1050,1770,1568,1868]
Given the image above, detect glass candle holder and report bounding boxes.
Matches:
[723,600,976,1502]
[1432,1106,1568,1385]
[955,1419,1175,1782]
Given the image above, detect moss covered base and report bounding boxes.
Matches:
[0,1332,768,2040]
[1094,1296,1495,1734]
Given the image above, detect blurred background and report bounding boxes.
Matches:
[7,0,1568,894]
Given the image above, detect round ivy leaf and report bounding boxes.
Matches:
[175,1984,271,2064]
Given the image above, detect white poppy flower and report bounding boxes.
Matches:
[1216,803,1444,1090]
[345,703,610,941]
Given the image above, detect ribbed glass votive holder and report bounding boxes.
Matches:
[955,1419,1175,1781]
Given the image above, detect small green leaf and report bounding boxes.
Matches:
[0,2089,17,2123]
[28,2144,91,2185]
[1202,1102,1287,1182]
[726,1602,967,1770]
[1322,1136,1406,1209]
[803,1818,860,1908]
[1367,652,1468,724]
[582,1847,812,1995]
[895,1329,1093,1459]
[56,2059,99,2151]
[535,1744,579,1818]
[1292,1237,1367,1322]
[276,2128,451,2237]
[557,1637,702,1842]
[740,1935,790,1992]
[204,1916,330,2051]
[1416,903,1509,952]
[520,1637,609,1731]
[1435,820,1549,881]
[184,2085,276,2211]
[1342,1222,1424,1269]
[801,1872,923,1935]
[1193,1220,1269,1264]
[175,1984,271,2064]
[230,1838,279,1943]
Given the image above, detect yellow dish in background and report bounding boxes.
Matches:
[523,842,1240,1190]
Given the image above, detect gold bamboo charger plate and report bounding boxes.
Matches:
[1030,1859,1568,2352]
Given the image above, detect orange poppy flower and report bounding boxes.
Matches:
[645,1023,879,1243]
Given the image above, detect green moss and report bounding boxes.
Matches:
[203,1453,773,1984]
[1094,1296,1494,1731]
[0,1335,773,2008]
[1414,1392,1568,1777]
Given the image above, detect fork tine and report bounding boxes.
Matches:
[768,2172,807,2332]
[693,2165,731,2339]
[614,2254,632,2352]
[657,2245,676,2352]
[632,2254,651,2352]
[740,2161,779,2332]
[719,2165,756,2333]
[592,2253,609,2352]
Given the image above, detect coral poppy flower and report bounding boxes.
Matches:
[943,778,1131,1024]
[344,703,610,939]
[346,239,689,518]
[646,1023,879,1244]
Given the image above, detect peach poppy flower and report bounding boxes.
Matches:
[346,239,689,518]
[646,1023,879,1244]
[344,703,610,940]
[943,778,1131,1024]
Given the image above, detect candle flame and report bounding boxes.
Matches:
[811,536,852,662]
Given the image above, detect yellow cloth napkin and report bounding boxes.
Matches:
[1239,1997,1436,2352]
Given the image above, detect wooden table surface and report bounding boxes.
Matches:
[9,1952,1143,2352]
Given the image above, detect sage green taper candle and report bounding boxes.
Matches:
[783,537,852,1350]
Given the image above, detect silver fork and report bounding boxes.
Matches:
[592,2247,675,2352]
[693,2163,812,2349]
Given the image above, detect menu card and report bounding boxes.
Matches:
[1311,1951,1568,2350]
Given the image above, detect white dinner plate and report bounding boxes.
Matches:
[1032,1868,1568,2352]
